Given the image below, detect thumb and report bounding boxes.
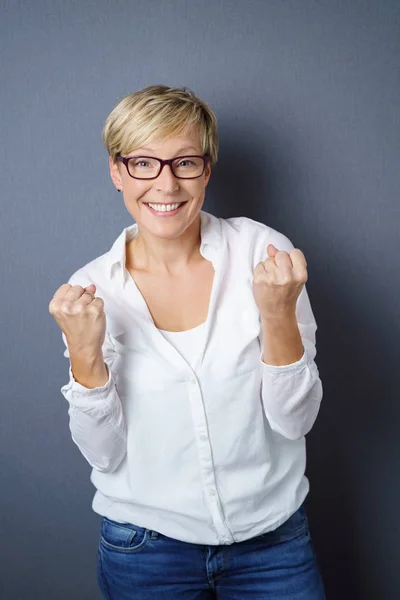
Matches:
[84,284,96,293]
[267,244,278,257]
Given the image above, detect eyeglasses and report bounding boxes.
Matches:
[117,154,210,180]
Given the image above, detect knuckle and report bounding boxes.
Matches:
[296,268,308,282]
[73,302,85,314]
[60,300,72,313]
[91,303,104,315]
[253,267,264,281]
[66,285,83,298]
[280,274,292,285]
[55,283,71,295]
[49,298,62,312]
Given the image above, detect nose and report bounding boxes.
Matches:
[154,163,179,193]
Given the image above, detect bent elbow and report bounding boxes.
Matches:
[269,412,318,441]
[270,422,306,441]
[90,450,126,474]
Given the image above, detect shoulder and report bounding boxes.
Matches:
[220,215,295,263]
[64,224,129,288]
[65,251,111,288]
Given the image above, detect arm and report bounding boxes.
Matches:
[58,270,127,473]
[261,312,304,367]
[259,284,323,440]
[69,347,109,389]
[61,328,127,473]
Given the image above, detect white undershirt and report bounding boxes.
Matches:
[157,321,207,372]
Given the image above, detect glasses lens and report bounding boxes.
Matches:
[127,157,161,179]
[172,156,204,178]
[127,156,205,179]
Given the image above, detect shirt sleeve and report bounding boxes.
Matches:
[256,229,323,440]
[59,272,127,473]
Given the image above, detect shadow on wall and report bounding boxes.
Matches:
[304,282,396,600]
[205,118,274,221]
[204,119,394,600]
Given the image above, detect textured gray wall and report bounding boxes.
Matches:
[1,1,399,598]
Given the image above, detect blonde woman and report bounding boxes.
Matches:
[49,85,326,599]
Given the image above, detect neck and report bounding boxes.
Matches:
[126,216,202,276]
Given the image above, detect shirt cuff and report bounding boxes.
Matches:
[260,347,307,373]
[62,364,113,401]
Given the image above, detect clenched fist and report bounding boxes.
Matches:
[49,283,106,356]
[253,244,308,319]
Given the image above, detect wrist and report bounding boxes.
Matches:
[69,349,108,389]
[67,341,103,361]
[261,310,297,324]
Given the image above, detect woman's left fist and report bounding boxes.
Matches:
[252,244,308,319]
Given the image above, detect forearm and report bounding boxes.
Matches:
[62,350,127,473]
[68,393,127,473]
[260,312,322,440]
[261,312,304,366]
[69,348,109,389]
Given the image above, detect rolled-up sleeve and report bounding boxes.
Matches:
[60,271,127,473]
[260,284,323,440]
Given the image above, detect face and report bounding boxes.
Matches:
[109,126,211,241]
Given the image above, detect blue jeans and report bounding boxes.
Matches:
[97,503,326,599]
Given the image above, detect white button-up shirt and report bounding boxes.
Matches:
[60,210,323,545]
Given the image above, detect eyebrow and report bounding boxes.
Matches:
[134,145,199,155]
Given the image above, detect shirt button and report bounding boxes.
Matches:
[200,433,208,441]
[209,488,216,496]
[190,377,197,385]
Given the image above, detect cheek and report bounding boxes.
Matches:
[125,182,151,200]
[186,182,206,198]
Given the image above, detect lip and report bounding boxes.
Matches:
[144,202,186,217]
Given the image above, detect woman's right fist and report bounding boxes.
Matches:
[49,283,106,356]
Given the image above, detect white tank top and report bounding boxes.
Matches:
[157,321,207,372]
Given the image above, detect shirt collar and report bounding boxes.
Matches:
[106,209,222,278]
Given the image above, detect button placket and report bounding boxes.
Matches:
[186,375,234,543]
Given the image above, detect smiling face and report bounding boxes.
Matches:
[109,126,211,241]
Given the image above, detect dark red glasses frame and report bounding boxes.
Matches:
[116,154,210,180]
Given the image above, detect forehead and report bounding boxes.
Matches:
[134,127,202,155]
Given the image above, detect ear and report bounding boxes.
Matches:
[203,162,212,188]
[109,156,123,191]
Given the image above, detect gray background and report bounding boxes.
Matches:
[1,1,399,598]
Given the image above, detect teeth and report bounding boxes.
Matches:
[147,202,182,212]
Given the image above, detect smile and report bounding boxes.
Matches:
[144,202,186,216]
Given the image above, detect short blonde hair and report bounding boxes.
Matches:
[102,84,219,167]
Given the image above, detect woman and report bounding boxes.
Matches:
[49,85,326,599]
